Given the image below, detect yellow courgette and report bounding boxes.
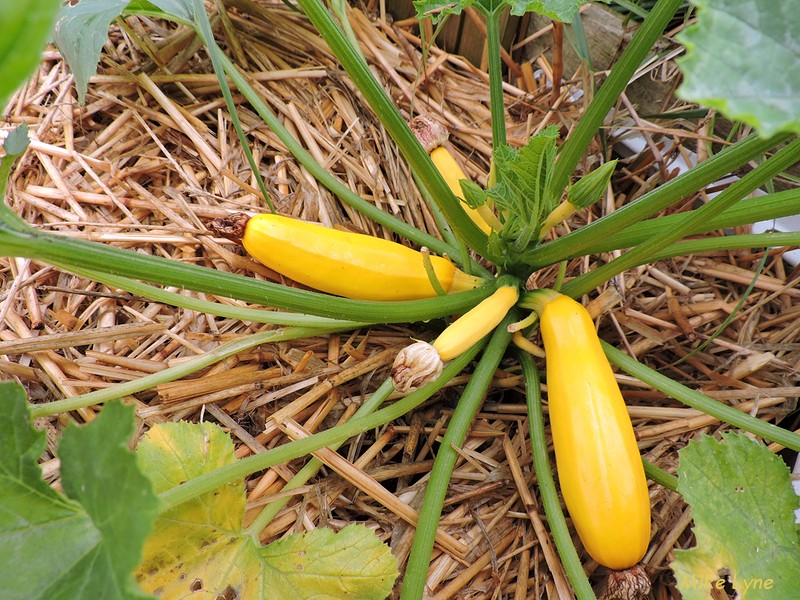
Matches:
[536,291,650,570]
[410,116,499,234]
[432,284,519,361]
[391,284,519,392]
[212,213,484,301]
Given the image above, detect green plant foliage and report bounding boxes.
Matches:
[507,0,583,19]
[135,0,194,22]
[0,385,159,600]
[677,0,800,137]
[488,126,560,253]
[672,433,800,598]
[414,0,582,21]
[53,0,132,104]
[0,0,60,110]
[136,421,398,599]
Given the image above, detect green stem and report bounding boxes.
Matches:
[193,0,273,211]
[642,459,678,491]
[29,326,343,418]
[603,342,800,452]
[0,222,493,323]
[524,131,790,269]
[159,339,486,511]
[484,9,507,149]
[519,352,594,600]
[646,231,800,263]
[400,313,514,600]
[245,378,395,536]
[561,137,800,298]
[548,0,682,199]
[65,266,366,328]
[291,0,491,259]
[568,188,800,258]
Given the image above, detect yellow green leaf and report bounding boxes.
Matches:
[135,421,397,599]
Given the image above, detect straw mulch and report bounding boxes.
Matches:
[1,1,798,598]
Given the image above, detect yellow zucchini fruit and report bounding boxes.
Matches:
[539,292,650,570]
[241,213,483,301]
[433,284,519,360]
[429,146,495,235]
[391,284,519,392]
[410,116,497,234]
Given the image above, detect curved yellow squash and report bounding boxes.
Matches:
[430,146,493,235]
[242,214,483,301]
[540,294,651,570]
[433,285,519,360]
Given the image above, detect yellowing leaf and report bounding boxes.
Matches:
[135,421,397,599]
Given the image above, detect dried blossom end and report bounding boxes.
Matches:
[599,565,651,600]
[208,212,250,241]
[391,341,444,394]
[409,116,449,153]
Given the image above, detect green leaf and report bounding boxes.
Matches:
[507,0,582,20]
[53,0,132,105]
[414,0,582,21]
[0,0,60,110]
[488,125,560,251]
[0,389,159,600]
[677,0,800,137]
[672,433,800,598]
[567,159,617,209]
[136,422,398,599]
[3,123,31,157]
[413,0,473,22]
[144,0,195,23]
[1,124,30,206]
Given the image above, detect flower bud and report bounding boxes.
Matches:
[390,341,443,394]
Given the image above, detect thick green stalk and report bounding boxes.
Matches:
[291,0,491,259]
[642,460,677,491]
[29,326,342,418]
[646,232,800,263]
[569,188,800,258]
[245,378,395,536]
[561,137,800,298]
[603,342,800,452]
[519,352,595,600]
[63,266,366,328]
[484,9,507,149]
[524,131,790,269]
[159,339,486,511]
[0,223,493,323]
[401,313,514,600]
[548,0,682,198]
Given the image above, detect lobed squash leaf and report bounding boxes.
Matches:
[0,384,159,600]
[135,421,398,599]
[677,0,800,137]
[671,432,800,598]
